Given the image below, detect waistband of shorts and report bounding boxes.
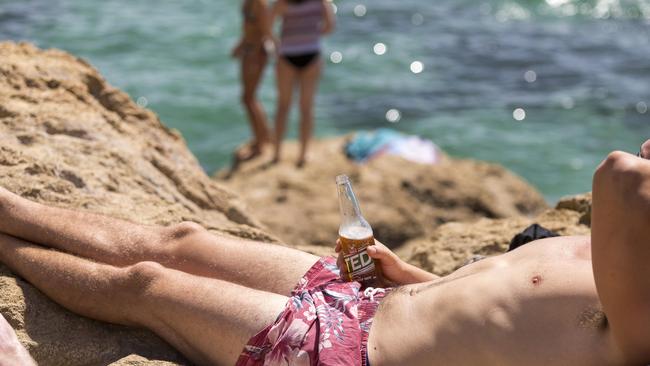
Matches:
[359,287,391,366]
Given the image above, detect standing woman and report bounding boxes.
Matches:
[231,0,273,165]
[271,0,335,167]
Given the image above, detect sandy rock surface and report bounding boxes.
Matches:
[217,138,548,250]
[0,41,280,365]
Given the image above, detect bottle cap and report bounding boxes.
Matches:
[336,174,349,185]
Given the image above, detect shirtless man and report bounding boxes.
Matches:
[1,141,650,365]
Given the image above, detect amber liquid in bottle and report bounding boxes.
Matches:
[336,175,383,287]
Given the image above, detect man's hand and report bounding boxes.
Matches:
[335,239,438,286]
[640,139,650,159]
[0,314,36,366]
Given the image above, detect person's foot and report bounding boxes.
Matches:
[234,141,262,163]
[230,141,263,173]
[295,159,306,169]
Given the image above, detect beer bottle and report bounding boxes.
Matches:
[336,174,383,287]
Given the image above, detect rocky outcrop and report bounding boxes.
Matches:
[217,138,549,250]
[398,195,592,275]
[0,42,277,365]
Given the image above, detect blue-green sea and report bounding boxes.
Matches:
[1,0,649,202]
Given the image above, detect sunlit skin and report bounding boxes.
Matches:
[0,141,649,365]
[0,314,36,366]
[231,0,272,165]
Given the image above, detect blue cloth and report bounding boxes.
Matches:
[345,128,403,162]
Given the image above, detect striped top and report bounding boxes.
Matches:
[279,0,323,56]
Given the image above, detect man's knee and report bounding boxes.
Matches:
[122,261,166,294]
[160,221,208,255]
[166,221,206,241]
[641,139,650,159]
[594,151,648,203]
[116,261,167,326]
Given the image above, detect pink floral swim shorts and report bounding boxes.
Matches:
[235,256,391,366]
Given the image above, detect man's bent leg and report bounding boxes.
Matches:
[0,233,288,365]
[0,188,320,295]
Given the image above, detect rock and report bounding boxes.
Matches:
[109,355,181,366]
[216,137,548,250]
[556,192,592,225]
[397,206,592,276]
[0,41,275,365]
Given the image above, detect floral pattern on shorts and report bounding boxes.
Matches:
[235,256,390,366]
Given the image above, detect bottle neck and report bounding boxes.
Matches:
[336,177,370,234]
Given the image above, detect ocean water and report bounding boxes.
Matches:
[1,0,649,202]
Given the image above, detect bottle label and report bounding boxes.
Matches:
[340,235,377,283]
[344,249,376,281]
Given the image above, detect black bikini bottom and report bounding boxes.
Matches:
[283,52,320,69]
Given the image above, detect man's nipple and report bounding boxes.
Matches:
[531,275,543,286]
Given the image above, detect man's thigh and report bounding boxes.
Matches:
[133,261,288,366]
[168,226,321,296]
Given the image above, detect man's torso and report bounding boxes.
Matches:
[368,236,622,366]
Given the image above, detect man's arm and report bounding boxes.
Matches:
[0,314,36,366]
[591,146,650,364]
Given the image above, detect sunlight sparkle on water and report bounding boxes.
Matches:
[524,70,537,83]
[410,61,424,74]
[561,96,575,109]
[330,51,343,64]
[373,43,387,55]
[354,4,367,17]
[137,96,148,107]
[386,109,401,123]
[412,13,424,26]
[545,0,570,8]
[513,108,526,121]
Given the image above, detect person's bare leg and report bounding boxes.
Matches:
[296,58,322,167]
[239,49,270,160]
[0,233,288,366]
[272,57,297,163]
[0,188,319,295]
